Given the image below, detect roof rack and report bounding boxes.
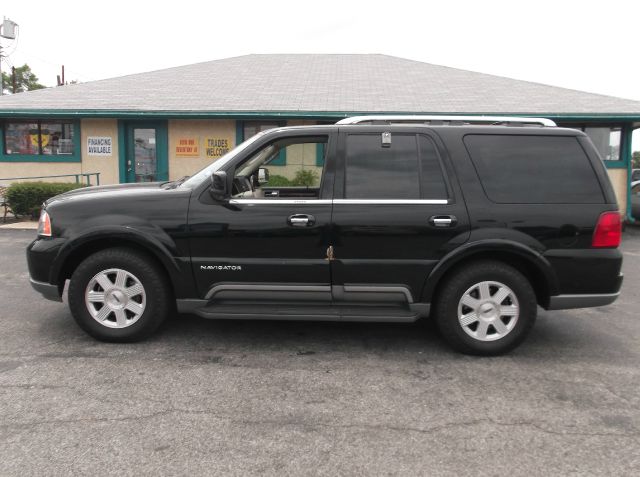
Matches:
[336,115,556,127]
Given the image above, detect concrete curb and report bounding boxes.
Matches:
[0,221,38,230]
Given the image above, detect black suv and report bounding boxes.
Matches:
[27,116,623,355]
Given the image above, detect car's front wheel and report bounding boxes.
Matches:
[434,261,537,355]
[68,247,171,342]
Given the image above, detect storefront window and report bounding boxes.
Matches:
[4,122,39,155]
[584,127,621,161]
[561,124,622,161]
[3,121,75,156]
[41,122,75,155]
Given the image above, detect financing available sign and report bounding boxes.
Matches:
[87,136,113,156]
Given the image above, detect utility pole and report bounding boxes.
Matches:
[57,65,66,86]
[12,65,16,93]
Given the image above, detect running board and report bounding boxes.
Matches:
[177,300,429,323]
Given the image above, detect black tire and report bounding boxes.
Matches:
[68,247,171,342]
[434,261,537,356]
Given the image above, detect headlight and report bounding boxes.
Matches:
[37,209,52,237]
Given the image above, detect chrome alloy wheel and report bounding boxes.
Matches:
[84,268,146,328]
[457,281,519,341]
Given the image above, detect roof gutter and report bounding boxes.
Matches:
[0,109,640,121]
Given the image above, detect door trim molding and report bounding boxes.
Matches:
[335,285,414,303]
[205,283,332,300]
[202,283,416,304]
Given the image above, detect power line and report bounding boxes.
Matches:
[14,47,95,82]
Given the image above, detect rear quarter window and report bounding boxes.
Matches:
[463,134,605,204]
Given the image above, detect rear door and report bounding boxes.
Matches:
[330,127,470,304]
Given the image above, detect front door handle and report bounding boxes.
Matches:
[288,214,315,227]
[429,215,457,228]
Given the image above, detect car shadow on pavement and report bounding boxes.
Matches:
[31,302,627,363]
[161,312,449,355]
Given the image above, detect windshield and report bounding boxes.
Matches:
[179,132,267,189]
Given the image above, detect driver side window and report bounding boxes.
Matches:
[232,136,328,199]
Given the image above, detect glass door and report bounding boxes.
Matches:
[125,122,168,183]
[132,128,156,182]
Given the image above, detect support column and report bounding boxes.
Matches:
[622,123,634,223]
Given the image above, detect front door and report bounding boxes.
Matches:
[330,127,470,304]
[125,122,168,183]
[187,130,336,301]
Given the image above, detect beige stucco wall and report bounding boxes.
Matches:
[606,168,628,217]
[0,161,83,184]
[80,119,120,185]
[168,120,236,181]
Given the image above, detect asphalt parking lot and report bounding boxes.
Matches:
[1,228,639,476]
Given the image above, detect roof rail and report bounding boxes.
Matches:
[336,115,556,127]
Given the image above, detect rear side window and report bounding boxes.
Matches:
[464,134,604,204]
[345,134,447,199]
[418,135,448,199]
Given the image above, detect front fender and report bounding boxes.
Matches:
[51,219,183,292]
[421,239,559,303]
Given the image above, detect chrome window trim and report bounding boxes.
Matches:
[334,199,449,205]
[230,199,333,205]
[229,199,449,205]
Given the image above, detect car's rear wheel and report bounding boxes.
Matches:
[68,248,171,342]
[434,261,537,355]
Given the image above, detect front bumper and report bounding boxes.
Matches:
[547,273,623,310]
[29,278,62,302]
[27,237,65,302]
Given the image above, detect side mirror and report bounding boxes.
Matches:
[258,167,269,185]
[209,171,229,201]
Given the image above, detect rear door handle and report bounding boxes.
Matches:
[429,215,457,227]
[288,214,315,227]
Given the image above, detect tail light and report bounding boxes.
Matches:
[592,212,621,248]
[37,209,52,237]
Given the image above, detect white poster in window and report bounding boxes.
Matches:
[87,136,113,156]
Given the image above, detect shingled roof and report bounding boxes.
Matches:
[1,54,639,117]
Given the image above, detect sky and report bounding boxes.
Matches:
[1,0,639,145]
